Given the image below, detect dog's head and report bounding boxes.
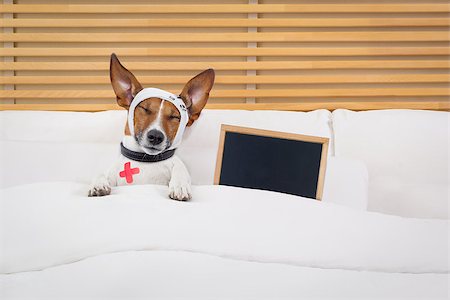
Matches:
[110,53,215,155]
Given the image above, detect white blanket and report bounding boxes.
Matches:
[2,251,448,299]
[0,182,447,274]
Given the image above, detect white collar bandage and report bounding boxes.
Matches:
[128,88,189,150]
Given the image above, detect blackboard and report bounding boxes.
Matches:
[214,125,329,200]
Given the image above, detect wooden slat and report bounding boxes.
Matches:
[1,88,447,99]
[2,32,448,42]
[1,2,448,113]
[1,60,448,71]
[1,101,449,112]
[1,47,449,57]
[1,74,448,85]
[1,18,449,28]
[1,4,448,13]
[206,101,450,111]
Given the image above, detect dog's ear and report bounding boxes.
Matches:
[110,53,143,109]
[180,69,215,126]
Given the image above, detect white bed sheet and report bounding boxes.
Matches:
[1,250,448,300]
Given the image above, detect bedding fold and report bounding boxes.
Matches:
[0,182,448,274]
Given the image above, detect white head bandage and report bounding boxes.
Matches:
[128,88,189,150]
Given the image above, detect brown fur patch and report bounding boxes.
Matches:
[124,121,131,136]
[161,101,181,143]
[132,97,162,138]
[179,69,215,126]
[110,54,143,109]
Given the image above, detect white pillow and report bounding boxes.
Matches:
[0,110,333,189]
[0,141,119,188]
[0,110,126,143]
[332,109,449,219]
[369,180,448,219]
[322,157,369,210]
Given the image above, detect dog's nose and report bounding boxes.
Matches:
[147,129,164,145]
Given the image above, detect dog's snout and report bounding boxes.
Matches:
[147,129,164,145]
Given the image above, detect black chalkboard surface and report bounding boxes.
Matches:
[214,125,329,200]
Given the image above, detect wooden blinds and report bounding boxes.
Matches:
[1,0,449,111]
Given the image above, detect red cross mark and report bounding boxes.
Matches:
[119,162,140,184]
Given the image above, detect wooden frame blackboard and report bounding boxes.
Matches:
[214,125,329,200]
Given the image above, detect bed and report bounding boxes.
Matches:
[0,109,448,299]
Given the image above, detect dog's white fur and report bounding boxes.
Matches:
[89,103,191,199]
[88,136,192,200]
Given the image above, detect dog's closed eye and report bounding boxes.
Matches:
[138,106,153,114]
[169,115,181,121]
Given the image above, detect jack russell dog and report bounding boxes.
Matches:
[88,54,215,200]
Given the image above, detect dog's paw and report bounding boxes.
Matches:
[88,175,111,197]
[168,182,192,201]
[88,185,111,197]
